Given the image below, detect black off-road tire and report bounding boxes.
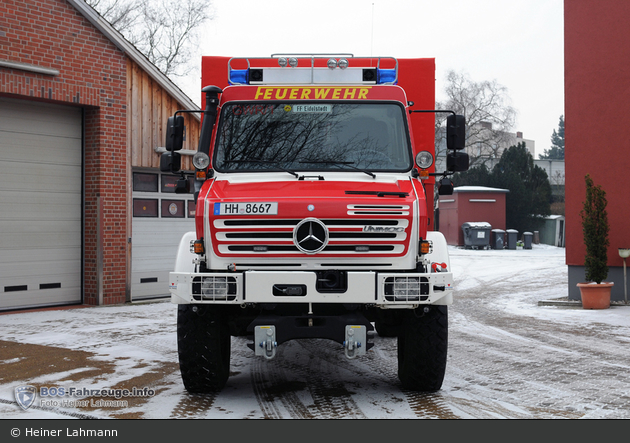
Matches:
[177,304,231,394]
[397,305,448,392]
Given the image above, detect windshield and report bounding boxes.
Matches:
[214,102,412,173]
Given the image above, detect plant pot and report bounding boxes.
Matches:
[577,282,614,309]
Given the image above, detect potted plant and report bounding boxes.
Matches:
[577,174,613,309]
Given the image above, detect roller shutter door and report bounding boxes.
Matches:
[131,170,195,300]
[0,98,82,310]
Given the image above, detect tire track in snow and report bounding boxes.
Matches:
[247,339,368,418]
[294,337,458,419]
[248,340,314,419]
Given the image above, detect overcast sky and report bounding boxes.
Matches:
[178,0,564,158]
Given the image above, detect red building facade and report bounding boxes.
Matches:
[565,0,630,300]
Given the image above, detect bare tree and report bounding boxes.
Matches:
[86,0,142,30]
[86,0,212,77]
[435,70,517,168]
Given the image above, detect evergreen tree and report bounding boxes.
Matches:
[539,115,565,160]
[492,143,552,233]
[452,164,492,187]
[580,174,610,283]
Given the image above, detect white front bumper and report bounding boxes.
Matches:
[169,270,453,307]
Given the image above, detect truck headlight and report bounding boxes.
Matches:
[415,151,433,169]
[193,151,210,170]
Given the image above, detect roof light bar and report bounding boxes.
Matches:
[227,55,398,86]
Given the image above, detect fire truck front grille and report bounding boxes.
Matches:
[192,276,238,301]
[213,218,409,256]
[383,276,429,302]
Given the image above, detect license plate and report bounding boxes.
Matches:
[214,202,278,215]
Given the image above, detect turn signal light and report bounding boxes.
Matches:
[419,241,431,254]
[193,240,205,254]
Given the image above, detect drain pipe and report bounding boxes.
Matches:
[619,248,630,304]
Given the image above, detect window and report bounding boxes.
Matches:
[133,199,158,217]
[161,174,180,193]
[133,172,158,192]
[214,102,411,173]
[133,170,194,218]
[161,200,185,218]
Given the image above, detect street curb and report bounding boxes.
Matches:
[538,298,582,307]
[538,297,630,307]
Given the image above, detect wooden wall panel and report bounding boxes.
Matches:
[127,59,200,171]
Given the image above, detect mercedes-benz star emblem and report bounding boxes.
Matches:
[294,218,328,254]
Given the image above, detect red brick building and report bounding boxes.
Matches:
[0,0,200,310]
[565,0,630,301]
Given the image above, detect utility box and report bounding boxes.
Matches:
[523,232,533,249]
[506,229,519,250]
[462,222,492,249]
[539,215,565,247]
[491,229,506,250]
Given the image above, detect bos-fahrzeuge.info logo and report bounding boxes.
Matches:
[15,385,37,410]
[14,384,155,410]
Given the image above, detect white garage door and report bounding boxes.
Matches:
[131,170,196,300]
[0,98,82,311]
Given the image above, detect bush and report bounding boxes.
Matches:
[580,174,610,284]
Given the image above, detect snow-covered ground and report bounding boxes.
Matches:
[1,244,629,419]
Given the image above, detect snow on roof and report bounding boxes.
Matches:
[454,186,510,193]
[461,221,492,228]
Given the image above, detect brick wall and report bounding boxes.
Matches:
[0,0,128,305]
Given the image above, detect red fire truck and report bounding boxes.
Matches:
[161,54,468,393]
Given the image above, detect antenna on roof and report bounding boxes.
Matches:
[371,3,375,57]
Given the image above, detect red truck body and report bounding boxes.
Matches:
[200,56,437,228]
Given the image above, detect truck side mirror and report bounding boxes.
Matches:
[446,151,469,172]
[446,114,466,150]
[438,178,454,195]
[160,151,181,173]
[165,115,185,152]
[175,175,191,194]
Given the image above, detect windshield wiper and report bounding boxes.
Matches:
[222,160,299,178]
[299,160,376,178]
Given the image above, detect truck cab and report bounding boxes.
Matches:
[161,55,468,393]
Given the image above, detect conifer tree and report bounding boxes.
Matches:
[580,174,609,283]
[539,115,564,160]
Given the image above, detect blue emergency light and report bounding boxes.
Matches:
[229,69,249,85]
[377,69,397,84]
